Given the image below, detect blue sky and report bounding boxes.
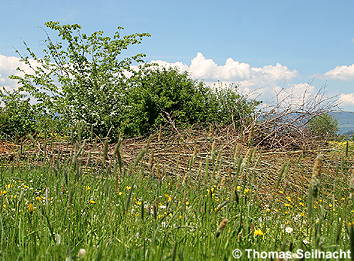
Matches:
[1,0,354,110]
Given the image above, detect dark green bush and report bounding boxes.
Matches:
[122,67,260,136]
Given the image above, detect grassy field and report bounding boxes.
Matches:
[0,139,353,260]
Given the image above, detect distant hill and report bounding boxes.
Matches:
[330,111,354,135]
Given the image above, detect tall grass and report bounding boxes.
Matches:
[0,141,352,260]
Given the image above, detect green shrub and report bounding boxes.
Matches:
[308,113,338,138]
[122,67,260,136]
[0,90,36,141]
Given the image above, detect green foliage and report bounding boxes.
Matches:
[7,22,259,140]
[123,67,260,136]
[0,89,36,141]
[10,21,151,138]
[308,113,338,138]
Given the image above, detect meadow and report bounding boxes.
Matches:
[0,135,352,260]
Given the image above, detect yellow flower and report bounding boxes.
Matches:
[84,186,91,191]
[279,190,284,194]
[5,184,13,189]
[286,196,292,202]
[117,191,123,196]
[236,186,242,191]
[164,194,172,202]
[328,204,333,208]
[27,203,34,213]
[0,190,7,196]
[254,229,264,236]
[185,201,190,206]
[284,203,291,207]
[88,200,96,204]
[300,212,305,217]
[299,202,305,207]
[35,196,44,201]
[244,188,250,193]
[135,200,142,206]
[126,186,132,191]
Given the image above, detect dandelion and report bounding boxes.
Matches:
[27,203,34,213]
[299,202,305,207]
[77,249,87,258]
[285,227,293,233]
[236,186,242,191]
[126,186,132,191]
[244,188,250,193]
[35,196,44,201]
[185,201,190,206]
[215,218,228,237]
[0,190,7,196]
[164,194,172,202]
[254,229,264,236]
[88,200,96,204]
[84,186,91,191]
[117,191,123,196]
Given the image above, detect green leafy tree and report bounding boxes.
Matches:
[308,113,338,138]
[123,67,260,135]
[0,89,36,141]
[10,21,151,139]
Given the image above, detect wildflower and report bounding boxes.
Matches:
[254,229,264,236]
[88,200,96,204]
[244,188,250,193]
[299,202,305,207]
[84,186,91,191]
[328,204,333,208]
[55,234,61,245]
[265,208,271,213]
[284,203,291,207]
[27,203,34,213]
[164,194,172,202]
[300,212,305,217]
[286,196,292,202]
[285,227,293,233]
[279,190,284,194]
[0,190,7,196]
[126,186,132,191]
[117,191,123,196]
[36,196,44,201]
[5,184,13,189]
[215,218,228,237]
[77,249,87,258]
[185,201,190,206]
[236,186,242,191]
[135,200,142,206]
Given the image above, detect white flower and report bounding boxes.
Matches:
[285,226,293,233]
[303,239,310,245]
[77,249,87,258]
[55,234,61,245]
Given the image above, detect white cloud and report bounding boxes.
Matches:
[338,93,354,106]
[152,52,297,84]
[323,64,354,80]
[0,54,30,90]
